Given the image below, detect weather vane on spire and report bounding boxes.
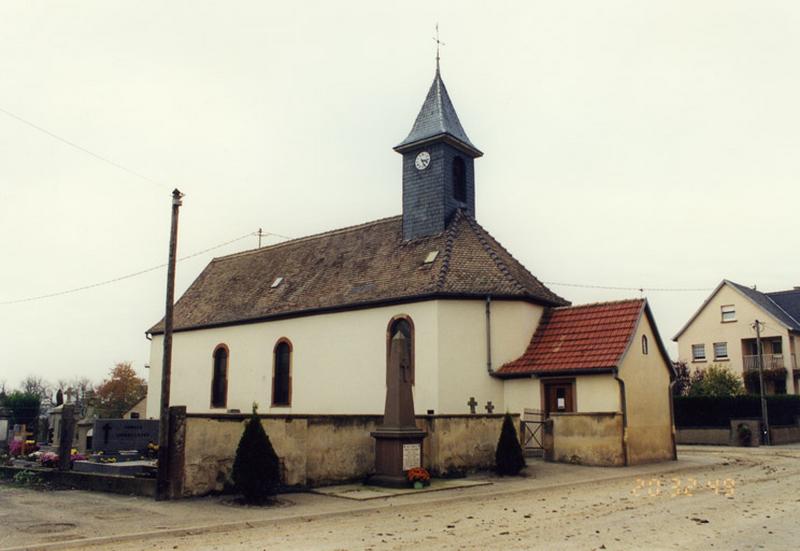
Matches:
[433,23,445,72]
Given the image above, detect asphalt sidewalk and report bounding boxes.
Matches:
[0,449,728,551]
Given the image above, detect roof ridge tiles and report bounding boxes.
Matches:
[461,213,526,294]
[211,215,404,263]
[552,298,645,311]
[435,210,462,290]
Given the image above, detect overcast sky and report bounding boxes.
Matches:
[2,1,799,390]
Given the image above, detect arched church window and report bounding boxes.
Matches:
[642,335,649,355]
[387,316,415,384]
[452,156,467,203]
[211,345,229,408]
[272,339,292,407]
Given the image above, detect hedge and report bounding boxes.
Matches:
[673,395,800,427]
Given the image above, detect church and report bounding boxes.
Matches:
[145,62,676,470]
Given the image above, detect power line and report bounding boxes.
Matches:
[0,105,166,190]
[543,281,712,293]
[0,231,265,306]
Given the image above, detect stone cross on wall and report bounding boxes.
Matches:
[467,397,478,414]
[485,401,495,414]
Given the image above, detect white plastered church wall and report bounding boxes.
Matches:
[146,298,544,418]
[147,301,440,417]
[435,300,544,414]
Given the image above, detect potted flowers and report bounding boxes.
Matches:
[406,467,430,489]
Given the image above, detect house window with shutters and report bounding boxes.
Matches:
[692,344,706,362]
[714,342,729,360]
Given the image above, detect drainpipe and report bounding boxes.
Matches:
[613,369,629,466]
[485,296,493,373]
[668,379,678,460]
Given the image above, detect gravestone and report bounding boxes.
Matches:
[91,419,159,452]
[370,329,427,487]
[58,404,76,471]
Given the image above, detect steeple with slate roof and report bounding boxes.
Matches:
[396,66,482,241]
[394,67,482,158]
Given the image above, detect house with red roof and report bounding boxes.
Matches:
[496,299,675,465]
[145,62,676,482]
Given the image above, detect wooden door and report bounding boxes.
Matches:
[543,381,575,417]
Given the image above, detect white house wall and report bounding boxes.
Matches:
[575,376,620,412]
[436,300,543,414]
[618,313,675,463]
[503,377,541,414]
[146,299,544,418]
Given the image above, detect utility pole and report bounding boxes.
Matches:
[754,320,771,445]
[157,188,183,500]
[258,228,263,248]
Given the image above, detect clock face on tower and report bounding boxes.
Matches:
[414,151,431,170]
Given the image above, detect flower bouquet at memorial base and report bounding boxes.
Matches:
[406,467,431,488]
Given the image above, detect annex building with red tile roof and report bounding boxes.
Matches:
[144,63,676,467]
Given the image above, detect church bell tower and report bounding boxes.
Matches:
[394,65,483,241]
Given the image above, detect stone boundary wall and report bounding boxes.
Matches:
[0,466,156,497]
[178,413,513,497]
[675,427,730,446]
[770,425,800,445]
[543,412,625,467]
[675,424,800,446]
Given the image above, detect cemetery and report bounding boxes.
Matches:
[0,407,159,496]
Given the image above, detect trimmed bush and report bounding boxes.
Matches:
[674,395,800,427]
[495,413,526,476]
[686,365,744,397]
[232,404,281,504]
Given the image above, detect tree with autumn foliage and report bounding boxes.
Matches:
[91,362,147,418]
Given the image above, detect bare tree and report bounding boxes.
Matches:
[18,376,53,408]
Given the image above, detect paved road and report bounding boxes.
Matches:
[3,446,799,550]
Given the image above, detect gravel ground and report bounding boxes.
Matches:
[2,446,799,551]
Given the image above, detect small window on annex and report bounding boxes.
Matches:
[272,340,292,407]
[692,344,706,362]
[211,345,229,408]
[452,156,467,203]
[713,342,728,360]
[387,316,415,384]
[641,335,649,355]
[721,305,736,322]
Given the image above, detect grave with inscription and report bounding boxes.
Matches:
[72,419,159,476]
[370,319,427,487]
[91,419,159,453]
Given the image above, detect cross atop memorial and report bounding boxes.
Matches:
[467,397,478,414]
[485,401,495,414]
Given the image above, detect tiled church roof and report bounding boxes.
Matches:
[149,210,567,334]
[496,299,647,377]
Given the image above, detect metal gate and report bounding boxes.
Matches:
[520,408,544,456]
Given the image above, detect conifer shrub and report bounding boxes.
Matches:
[232,404,281,504]
[495,412,526,476]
